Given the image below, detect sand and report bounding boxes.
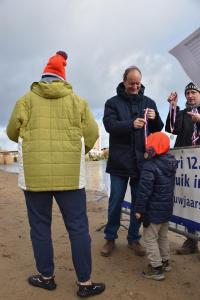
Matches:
[0,170,200,300]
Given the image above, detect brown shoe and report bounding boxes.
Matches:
[101,240,115,257]
[176,238,198,255]
[128,241,146,256]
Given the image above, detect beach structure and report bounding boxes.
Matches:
[0,151,14,164]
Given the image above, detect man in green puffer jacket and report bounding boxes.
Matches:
[6,51,105,297]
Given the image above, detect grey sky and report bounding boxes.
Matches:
[0,0,199,149]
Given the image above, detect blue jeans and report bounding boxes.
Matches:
[24,189,91,282]
[104,175,141,242]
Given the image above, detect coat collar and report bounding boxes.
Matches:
[116,82,145,101]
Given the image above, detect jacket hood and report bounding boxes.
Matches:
[31,81,73,99]
[154,153,177,177]
[116,82,145,101]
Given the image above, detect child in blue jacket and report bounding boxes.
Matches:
[135,132,177,280]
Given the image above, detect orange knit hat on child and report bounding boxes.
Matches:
[145,132,170,158]
[42,51,68,80]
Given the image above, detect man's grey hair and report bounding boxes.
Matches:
[123,66,142,81]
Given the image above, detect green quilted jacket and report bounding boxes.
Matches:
[7,81,99,191]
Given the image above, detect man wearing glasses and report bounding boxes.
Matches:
[101,66,164,257]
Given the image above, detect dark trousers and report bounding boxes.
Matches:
[104,175,141,242]
[24,189,91,282]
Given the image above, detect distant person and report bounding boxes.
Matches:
[101,66,164,257]
[165,82,200,255]
[135,132,177,281]
[6,51,105,298]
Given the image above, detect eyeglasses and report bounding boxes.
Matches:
[125,81,141,86]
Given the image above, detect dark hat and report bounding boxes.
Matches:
[185,82,200,95]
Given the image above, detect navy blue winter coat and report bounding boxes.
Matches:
[103,82,164,177]
[134,153,177,224]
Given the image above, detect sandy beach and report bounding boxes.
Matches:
[0,170,200,300]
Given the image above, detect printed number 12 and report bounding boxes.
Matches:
[187,156,198,169]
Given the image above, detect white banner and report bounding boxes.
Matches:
[105,147,200,230]
[171,147,200,230]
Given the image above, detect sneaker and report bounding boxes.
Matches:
[162,260,172,272]
[128,241,146,256]
[27,274,57,290]
[143,264,165,281]
[176,238,198,255]
[101,240,115,257]
[77,282,105,297]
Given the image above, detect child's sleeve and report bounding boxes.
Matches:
[134,161,155,214]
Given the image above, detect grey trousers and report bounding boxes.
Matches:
[143,222,170,268]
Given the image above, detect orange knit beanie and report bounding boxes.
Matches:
[146,132,170,157]
[42,51,68,80]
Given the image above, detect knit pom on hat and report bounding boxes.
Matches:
[185,82,200,95]
[145,132,170,158]
[56,51,68,60]
[42,51,68,80]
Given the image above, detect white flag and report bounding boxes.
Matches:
[169,27,200,88]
